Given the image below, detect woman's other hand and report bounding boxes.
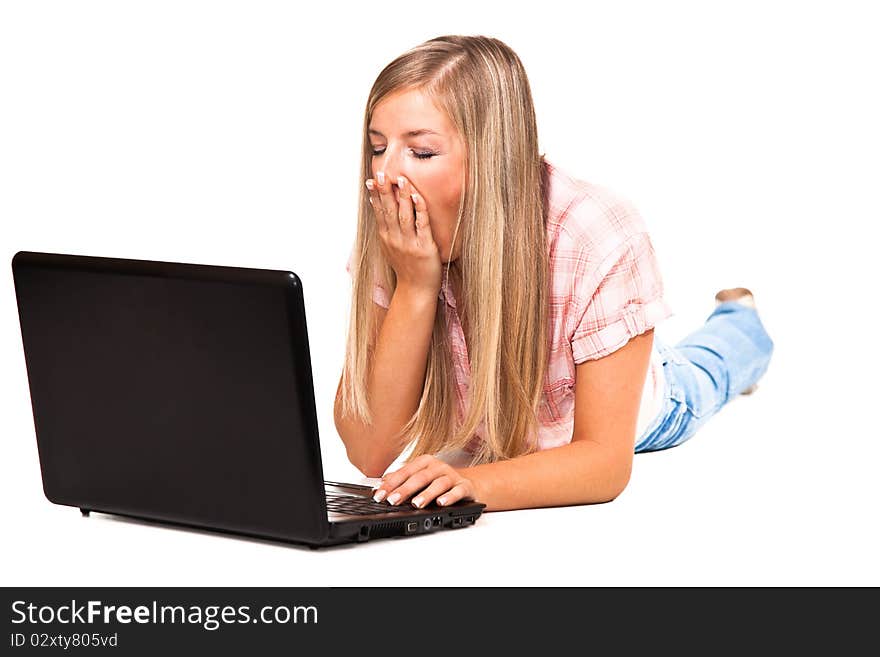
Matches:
[366,172,442,298]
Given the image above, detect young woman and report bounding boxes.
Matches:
[334,35,774,513]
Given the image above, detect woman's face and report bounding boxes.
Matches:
[368,88,466,263]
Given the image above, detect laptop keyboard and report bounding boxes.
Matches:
[324,492,417,516]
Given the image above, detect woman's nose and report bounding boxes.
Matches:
[374,145,407,185]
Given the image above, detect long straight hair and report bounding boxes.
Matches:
[339,35,550,466]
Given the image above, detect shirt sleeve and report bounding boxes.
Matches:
[345,247,391,309]
[570,231,673,363]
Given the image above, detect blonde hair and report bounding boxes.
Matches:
[339,35,550,467]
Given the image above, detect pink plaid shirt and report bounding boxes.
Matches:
[346,156,673,453]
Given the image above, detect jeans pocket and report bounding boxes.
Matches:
[664,359,715,419]
[661,360,687,404]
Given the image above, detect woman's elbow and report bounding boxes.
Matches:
[346,447,390,479]
[605,473,631,502]
[601,457,633,503]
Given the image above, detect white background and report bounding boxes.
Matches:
[1,1,877,586]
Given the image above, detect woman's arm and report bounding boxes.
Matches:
[373,329,655,512]
[334,285,438,477]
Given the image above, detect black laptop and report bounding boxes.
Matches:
[11,251,486,548]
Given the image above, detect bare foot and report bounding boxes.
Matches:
[714,287,756,309]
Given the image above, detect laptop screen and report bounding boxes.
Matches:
[12,252,330,544]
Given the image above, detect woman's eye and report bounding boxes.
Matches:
[370,148,436,160]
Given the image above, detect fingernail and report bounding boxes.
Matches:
[377,171,385,185]
[411,193,419,205]
[437,497,447,506]
[387,493,400,505]
[412,497,423,508]
[373,490,386,502]
[365,179,374,191]
[397,176,405,189]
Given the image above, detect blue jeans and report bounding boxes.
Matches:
[634,301,775,453]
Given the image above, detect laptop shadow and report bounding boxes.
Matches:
[91,510,367,552]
